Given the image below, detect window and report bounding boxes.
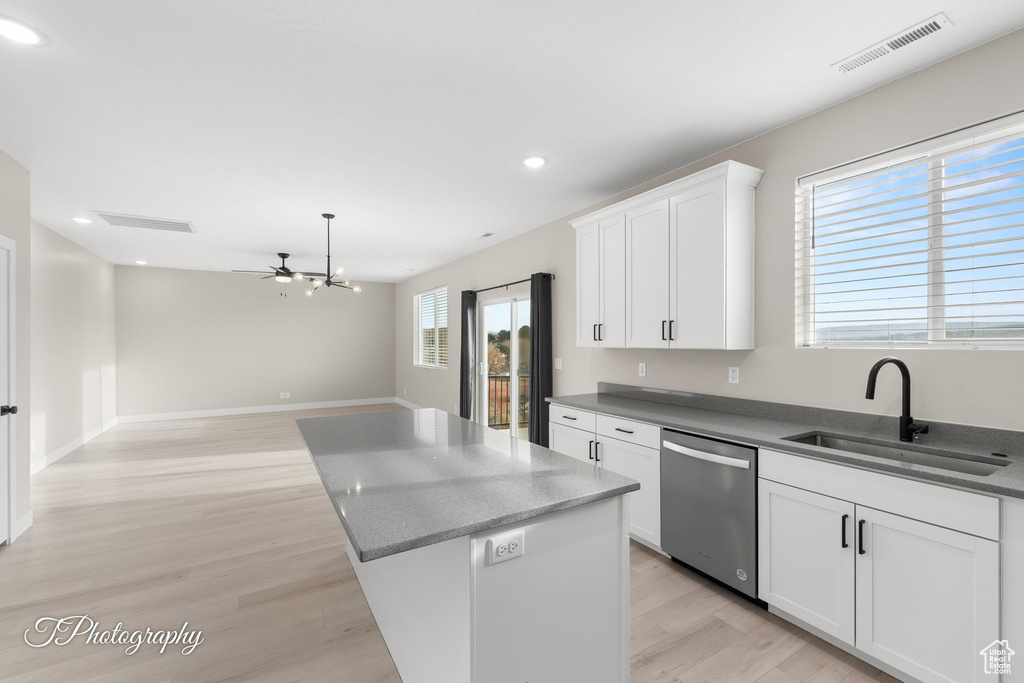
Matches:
[413,286,448,368]
[797,113,1024,348]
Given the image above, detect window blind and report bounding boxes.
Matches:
[413,286,448,367]
[796,112,1024,347]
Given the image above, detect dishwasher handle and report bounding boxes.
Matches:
[662,440,751,469]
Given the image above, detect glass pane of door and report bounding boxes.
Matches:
[480,296,530,437]
[515,299,531,439]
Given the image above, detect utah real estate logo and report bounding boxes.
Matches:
[980,640,1014,676]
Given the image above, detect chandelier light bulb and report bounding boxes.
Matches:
[293,273,304,280]
[343,280,350,286]
[352,286,362,293]
[334,267,344,276]
[305,288,314,297]
[313,279,323,287]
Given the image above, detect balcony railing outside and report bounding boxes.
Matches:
[487,374,530,430]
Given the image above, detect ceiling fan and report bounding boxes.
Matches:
[231,252,325,283]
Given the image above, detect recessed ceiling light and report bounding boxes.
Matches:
[134,260,147,265]
[522,156,547,169]
[0,17,44,45]
[72,217,92,224]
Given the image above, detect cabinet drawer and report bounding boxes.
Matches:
[549,406,597,432]
[596,414,660,450]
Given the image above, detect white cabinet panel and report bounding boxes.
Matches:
[856,506,1000,683]
[599,216,626,347]
[599,437,660,547]
[548,423,595,464]
[576,224,601,348]
[625,199,671,348]
[758,480,855,644]
[670,184,726,349]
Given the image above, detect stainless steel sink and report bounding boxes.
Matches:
[782,432,1011,477]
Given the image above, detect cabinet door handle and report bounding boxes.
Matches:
[593,324,598,341]
[662,320,667,340]
[588,440,595,460]
[563,415,577,421]
[615,427,634,434]
[598,323,603,341]
[858,519,866,555]
[669,320,675,341]
[841,514,849,548]
[594,441,601,463]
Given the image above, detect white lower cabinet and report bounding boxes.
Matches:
[759,452,1000,683]
[548,422,595,464]
[599,437,660,548]
[548,415,661,548]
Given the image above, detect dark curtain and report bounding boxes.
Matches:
[528,273,554,446]
[459,290,478,420]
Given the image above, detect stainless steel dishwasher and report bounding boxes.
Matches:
[661,428,757,598]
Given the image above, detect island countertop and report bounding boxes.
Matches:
[297,408,640,562]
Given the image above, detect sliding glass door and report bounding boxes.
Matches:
[479,293,531,439]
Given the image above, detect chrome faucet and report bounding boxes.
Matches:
[865,357,929,443]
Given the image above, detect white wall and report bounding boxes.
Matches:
[0,146,32,521]
[396,27,1024,432]
[115,267,396,416]
[30,220,116,468]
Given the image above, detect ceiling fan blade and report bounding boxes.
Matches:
[260,275,275,280]
[232,269,271,274]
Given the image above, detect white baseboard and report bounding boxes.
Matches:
[31,417,120,475]
[117,397,409,424]
[12,508,33,541]
[394,398,421,410]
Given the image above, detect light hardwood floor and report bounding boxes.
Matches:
[0,405,897,682]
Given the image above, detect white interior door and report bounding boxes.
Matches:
[479,292,531,439]
[0,237,12,546]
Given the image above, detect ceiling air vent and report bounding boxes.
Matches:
[832,13,951,73]
[95,211,196,234]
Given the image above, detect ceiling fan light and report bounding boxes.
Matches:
[275,275,291,284]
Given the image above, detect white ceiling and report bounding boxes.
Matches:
[2,1,1023,282]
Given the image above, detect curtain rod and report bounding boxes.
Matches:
[474,273,554,294]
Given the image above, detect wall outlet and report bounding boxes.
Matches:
[280,392,291,399]
[403,388,407,396]
[554,357,562,370]
[486,529,525,566]
[728,367,740,384]
[639,362,647,377]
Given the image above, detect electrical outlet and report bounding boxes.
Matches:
[554,357,562,370]
[403,388,407,396]
[639,362,647,377]
[486,529,525,565]
[280,392,290,399]
[728,367,740,384]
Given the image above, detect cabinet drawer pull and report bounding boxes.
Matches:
[662,320,667,340]
[588,440,595,460]
[841,514,849,549]
[858,519,866,555]
[563,415,577,420]
[614,427,634,434]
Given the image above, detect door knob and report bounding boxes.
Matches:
[1,405,17,416]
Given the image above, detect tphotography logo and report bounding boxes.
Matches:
[24,616,204,656]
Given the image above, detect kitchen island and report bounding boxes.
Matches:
[297,408,639,683]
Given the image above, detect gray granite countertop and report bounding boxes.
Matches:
[297,408,639,562]
[548,384,1024,500]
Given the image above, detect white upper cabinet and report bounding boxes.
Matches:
[573,160,763,350]
[576,216,626,347]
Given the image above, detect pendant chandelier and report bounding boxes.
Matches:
[295,213,361,297]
